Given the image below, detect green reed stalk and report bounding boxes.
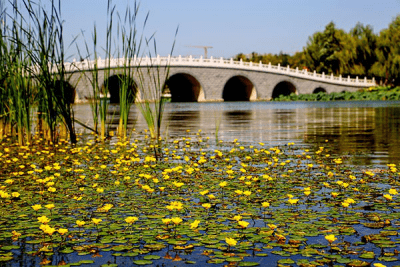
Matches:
[13,0,76,144]
[135,27,177,159]
[116,2,146,138]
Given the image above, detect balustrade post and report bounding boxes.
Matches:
[178,55,182,63]
[189,55,193,62]
[287,65,290,72]
[331,73,333,80]
[313,70,316,77]
[259,61,263,68]
[339,75,342,82]
[220,57,224,64]
[240,58,243,66]
[296,67,298,73]
[210,56,214,63]
[347,76,350,82]
[199,56,203,63]
[364,77,367,83]
[372,77,375,84]
[268,62,271,69]
[278,63,280,70]
[356,76,359,83]
[230,58,234,65]
[249,61,253,67]
[322,72,325,79]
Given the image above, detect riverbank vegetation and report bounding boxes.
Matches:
[272,86,400,102]
[235,16,400,87]
[1,132,400,266]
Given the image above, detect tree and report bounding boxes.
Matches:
[350,23,377,77]
[370,15,400,86]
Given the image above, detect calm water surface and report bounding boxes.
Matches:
[74,101,400,165]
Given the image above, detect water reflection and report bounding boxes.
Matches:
[74,101,400,165]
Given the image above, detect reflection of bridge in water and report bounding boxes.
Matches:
[65,56,376,103]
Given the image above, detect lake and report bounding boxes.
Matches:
[74,100,400,165]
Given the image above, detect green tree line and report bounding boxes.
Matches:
[234,15,400,86]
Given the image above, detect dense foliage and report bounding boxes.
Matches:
[235,16,400,86]
[272,86,400,102]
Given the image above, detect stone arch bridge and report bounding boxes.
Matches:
[65,55,376,103]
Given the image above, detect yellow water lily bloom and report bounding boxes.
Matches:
[233,215,242,221]
[219,181,228,187]
[45,204,55,210]
[171,217,183,225]
[261,202,270,208]
[190,220,200,229]
[383,194,393,201]
[76,220,85,227]
[200,190,209,195]
[32,204,42,211]
[268,224,277,230]
[325,234,337,243]
[202,203,211,209]
[37,216,51,224]
[288,198,299,205]
[238,220,249,228]
[235,190,243,195]
[287,194,293,199]
[225,237,237,247]
[243,190,251,196]
[331,192,339,198]
[373,263,387,267]
[58,228,68,235]
[304,190,311,196]
[389,188,398,195]
[342,202,350,208]
[162,218,172,225]
[92,218,102,225]
[11,192,20,198]
[125,216,138,224]
[11,230,21,239]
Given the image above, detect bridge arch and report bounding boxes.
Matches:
[103,75,137,104]
[272,81,297,99]
[313,87,326,94]
[54,80,76,104]
[222,75,256,101]
[164,73,204,102]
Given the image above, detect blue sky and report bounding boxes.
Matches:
[7,0,400,59]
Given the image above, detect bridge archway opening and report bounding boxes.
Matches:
[223,76,255,101]
[103,75,137,104]
[313,87,326,94]
[54,80,76,104]
[272,81,297,99]
[164,73,203,102]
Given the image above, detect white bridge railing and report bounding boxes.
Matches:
[65,55,376,87]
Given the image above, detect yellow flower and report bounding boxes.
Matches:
[48,187,56,192]
[37,216,51,224]
[225,237,237,247]
[200,190,209,195]
[58,228,68,235]
[268,224,277,230]
[162,218,172,225]
[171,217,183,225]
[235,190,243,195]
[92,218,102,225]
[219,181,227,187]
[287,194,293,199]
[45,204,55,210]
[325,234,337,243]
[344,198,355,204]
[76,220,85,227]
[96,188,104,193]
[304,190,311,196]
[383,194,393,201]
[373,263,387,267]
[389,188,398,195]
[243,190,251,196]
[261,202,270,208]
[202,203,211,209]
[208,194,216,199]
[238,220,249,228]
[32,204,42,211]
[190,220,200,229]
[342,202,350,208]
[331,192,339,198]
[288,198,299,205]
[11,192,20,198]
[125,216,138,224]
[233,215,242,221]
[11,230,22,239]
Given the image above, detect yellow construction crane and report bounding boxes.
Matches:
[186,45,213,59]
